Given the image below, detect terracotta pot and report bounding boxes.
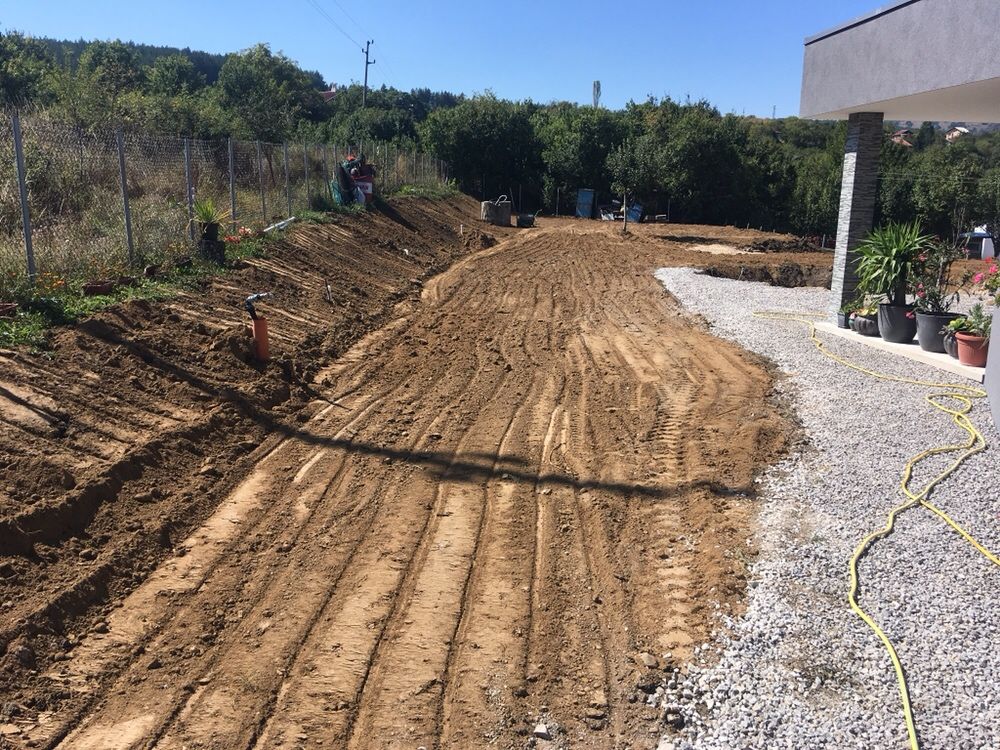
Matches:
[955,332,989,367]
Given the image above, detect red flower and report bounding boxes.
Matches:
[905,311,915,319]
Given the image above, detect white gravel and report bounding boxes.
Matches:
[653,268,1000,750]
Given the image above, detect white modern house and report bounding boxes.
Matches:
[800,0,1000,314]
[800,0,1000,418]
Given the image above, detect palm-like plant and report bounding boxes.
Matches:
[193,197,231,226]
[855,222,932,306]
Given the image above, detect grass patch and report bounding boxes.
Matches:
[0,236,273,352]
[389,181,459,200]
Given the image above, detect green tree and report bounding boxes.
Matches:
[77,40,145,104]
[217,44,323,142]
[0,31,55,106]
[607,135,660,228]
[419,94,540,199]
[147,53,205,97]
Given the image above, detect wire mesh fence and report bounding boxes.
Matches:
[0,112,449,298]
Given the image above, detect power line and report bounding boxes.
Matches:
[326,0,366,38]
[302,0,398,90]
[303,0,362,51]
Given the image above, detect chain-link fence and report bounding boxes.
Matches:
[0,111,449,297]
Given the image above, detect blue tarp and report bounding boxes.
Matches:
[576,188,595,219]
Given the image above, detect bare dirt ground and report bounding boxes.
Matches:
[0,209,805,749]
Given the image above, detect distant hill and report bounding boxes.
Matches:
[36,36,228,84]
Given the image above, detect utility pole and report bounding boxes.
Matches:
[362,40,375,108]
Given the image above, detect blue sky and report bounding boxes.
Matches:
[3,0,881,116]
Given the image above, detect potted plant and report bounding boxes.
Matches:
[837,302,854,329]
[946,304,991,367]
[192,198,230,242]
[856,222,931,344]
[942,327,959,358]
[851,302,880,337]
[911,239,964,353]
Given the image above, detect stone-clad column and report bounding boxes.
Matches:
[830,112,883,319]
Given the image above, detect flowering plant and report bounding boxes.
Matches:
[972,260,1000,305]
[224,227,255,244]
[909,239,964,314]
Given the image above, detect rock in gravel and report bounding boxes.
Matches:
[533,723,552,740]
[637,652,659,669]
[146,657,162,670]
[91,621,109,634]
[664,711,685,729]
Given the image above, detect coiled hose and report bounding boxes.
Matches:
[754,312,998,750]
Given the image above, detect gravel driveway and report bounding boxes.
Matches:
[654,268,999,750]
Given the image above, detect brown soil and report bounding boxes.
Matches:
[0,211,793,750]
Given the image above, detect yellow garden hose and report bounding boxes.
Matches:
[753,312,998,750]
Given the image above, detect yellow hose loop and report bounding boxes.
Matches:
[752,311,998,750]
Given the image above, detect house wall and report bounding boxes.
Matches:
[800,0,1000,120]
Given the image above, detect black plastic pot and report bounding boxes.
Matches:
[854,314,880,337]
[915,311,961,353]
[200,222,220,242]
[878,303,917,344]
[943,330,959,359]
[837,312,851,329]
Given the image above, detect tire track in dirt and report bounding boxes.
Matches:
[31,220,789,750]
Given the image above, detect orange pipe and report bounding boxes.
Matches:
[252,317,269,362]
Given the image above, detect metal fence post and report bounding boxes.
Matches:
[255,140,267,223]
[228,138,237,231]
[184,137,195,241]
[10,111,36,279]
[115,128,136,266]
[283,142,292,217]
[303,144,311,208]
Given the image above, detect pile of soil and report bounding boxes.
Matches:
[0,195,508,710]
[700,262,833,289]
[738,237,826,254]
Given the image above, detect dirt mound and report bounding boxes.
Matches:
[700,261,833,288]
[0,195,506,706]
[739,237,825,254]
[1,216,790,750]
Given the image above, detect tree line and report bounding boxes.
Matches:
[4,30,1000,237]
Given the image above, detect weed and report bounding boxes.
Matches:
[0,311,49,351]
[390,181,459,200]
